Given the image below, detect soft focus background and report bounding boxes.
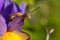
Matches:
[14,0,60,40]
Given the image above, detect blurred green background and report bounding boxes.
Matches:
[14,0,60,40]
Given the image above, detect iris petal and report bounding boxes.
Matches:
[11,2,19,13]
[2,32,22,40]
[19,2,26,14]
[0,0,5,12]
[4,0,11,8]
[0,15,7,36]
[2,2,21,24]
[2,3,13,24]
[8,16,24,31]
[15,3,22,12]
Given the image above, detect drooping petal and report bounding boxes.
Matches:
[19,2,26,14]
[2,32,22,40]
[0,0,5,12]
[0,15,7,36]
[8,16,24,31]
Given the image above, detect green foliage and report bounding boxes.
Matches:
[15,0,60,40]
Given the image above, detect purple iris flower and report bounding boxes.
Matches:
[0,0,26,36]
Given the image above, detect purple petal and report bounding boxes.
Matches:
[2,2,21,24]
[8,16,24,31]
[0,15,7,36]
[4,0,15,9]
[2,3,13,24]
[11,3,18,13]
[0,0,5,12]
[5,0,17,13]
[10,2,21,14]
[4,0,11,8]
[19,2,26,14]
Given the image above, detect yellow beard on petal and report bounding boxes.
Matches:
[1,32,25,40]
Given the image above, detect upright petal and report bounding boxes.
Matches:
[0,0,5,12]
[4,0,14,8]
[11,3,19,13]
[0,15,7,36]
[19,2,26,14]
[2,2,21,24]
[14,3,21,12]
[7,0,13,2]
[8,16,24,31]
[2,3,13,24]
[4,0,10,8]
